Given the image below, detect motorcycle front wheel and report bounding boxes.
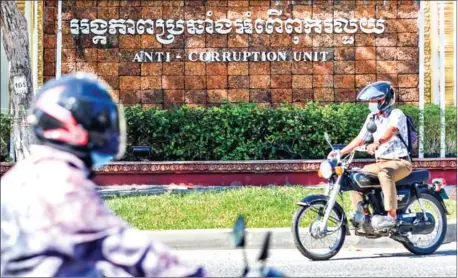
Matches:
[401,193,447,255]
[291,200,346,261]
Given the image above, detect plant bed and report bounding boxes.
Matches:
[0,102,456,186]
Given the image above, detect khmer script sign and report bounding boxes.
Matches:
[69,9,386,46]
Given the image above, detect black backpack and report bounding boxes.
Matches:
[396,113,418,160]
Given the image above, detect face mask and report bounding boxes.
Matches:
[368,103,379,113]
[91,152,114,169]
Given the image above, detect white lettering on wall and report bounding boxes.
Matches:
[133,51,171,62]
[140,51,333,63]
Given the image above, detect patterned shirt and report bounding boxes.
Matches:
[357,108,409,160]
[1,145,206,277]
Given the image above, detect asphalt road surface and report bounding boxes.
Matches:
[176,243,457,277]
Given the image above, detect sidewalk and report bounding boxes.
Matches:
[148,221,457,250]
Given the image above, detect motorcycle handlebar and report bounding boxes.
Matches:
[243,267,286,277]
[264,267,286,277]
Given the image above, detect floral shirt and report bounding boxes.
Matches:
[1,145,206,277]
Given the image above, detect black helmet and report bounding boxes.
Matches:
[356,81,395,112]
[28,72,126,168]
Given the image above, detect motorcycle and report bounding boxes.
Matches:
[232,215,285,277]
[291,132,450,261]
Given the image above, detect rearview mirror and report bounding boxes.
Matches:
[232,215,246,248]
[324,132,331,143]
[258,231,271,262]
[324,132,333,149]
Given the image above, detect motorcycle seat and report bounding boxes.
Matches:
[396,169,430,186]
[352,169,430,189]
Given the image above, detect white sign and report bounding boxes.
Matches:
[13,76,28,96]
[69,9,386,46]
[133,50,332,63]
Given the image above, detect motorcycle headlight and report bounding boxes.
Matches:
[319,161,333,179]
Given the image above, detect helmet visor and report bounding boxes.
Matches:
[85,101,126,166]
[356,86,386,102]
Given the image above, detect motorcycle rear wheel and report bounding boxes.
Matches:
[291,200,346,261]
[401,193,447,255]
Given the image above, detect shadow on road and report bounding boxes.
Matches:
[329,249,457,262]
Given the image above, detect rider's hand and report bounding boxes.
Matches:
[327,150,341,160]
[367,142,380,155]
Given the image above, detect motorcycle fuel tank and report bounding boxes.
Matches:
[350,171,380,189]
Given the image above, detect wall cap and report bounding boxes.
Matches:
[1,158,456,175]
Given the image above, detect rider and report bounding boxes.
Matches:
[1,73,207,277]
[328,81,413,230]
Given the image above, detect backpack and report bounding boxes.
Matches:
[396,113,418,160]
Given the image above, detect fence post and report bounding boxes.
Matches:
[418,0,425,159]
[55,0,62,79]
[33,0,38,94]
[454,0,457,107]
[430,2,439,104]
[439,1,446,158]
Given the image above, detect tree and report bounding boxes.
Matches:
[0,1,35,161]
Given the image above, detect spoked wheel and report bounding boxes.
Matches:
[291,200,346,261]
[401,193,447,255]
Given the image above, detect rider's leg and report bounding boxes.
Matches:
[350,163,381,210]
[350,163,381,229]
[374,159,412,228]
[350,191,363,211]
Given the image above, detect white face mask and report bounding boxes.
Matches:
[368,103,379,113]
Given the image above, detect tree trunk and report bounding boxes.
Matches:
[0,1,36,161]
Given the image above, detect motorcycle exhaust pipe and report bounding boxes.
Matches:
[397,212,436,235]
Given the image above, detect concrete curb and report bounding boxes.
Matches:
[98,185,457,200]
[98,185,247,197]
[149,221,457,250]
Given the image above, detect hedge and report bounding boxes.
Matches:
[399,105,457,157]
[124,102,457,161]
[0,103,456,162]
[0,113,12,161]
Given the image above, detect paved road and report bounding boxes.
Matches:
[176,243,457,277]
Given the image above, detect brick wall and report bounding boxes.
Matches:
[43,0,420,108]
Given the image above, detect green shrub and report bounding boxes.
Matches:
[123,102,456,161]
[1,103,455,162]
[400,104,457,156]
[0,113,12,162]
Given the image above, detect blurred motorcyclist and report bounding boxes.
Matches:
[1,73,207,277]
